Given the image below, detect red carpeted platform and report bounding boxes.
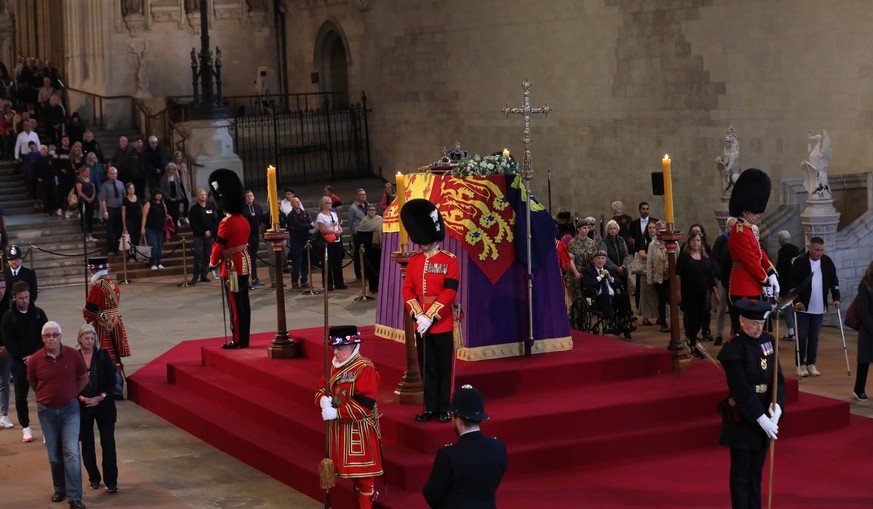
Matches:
[129,328,873,508]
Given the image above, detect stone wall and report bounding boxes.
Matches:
[281,0,873,238]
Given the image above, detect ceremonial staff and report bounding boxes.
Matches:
[318,245,335,508]
[502,80,551,356]
[766,276,810,509]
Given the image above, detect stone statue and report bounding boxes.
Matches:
[121,0,143,16]
[715,126,740,193]
[801,129,831,199]
[129,39,150,97]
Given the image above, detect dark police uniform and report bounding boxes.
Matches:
[717,300,786,509]
[423,384,507,509]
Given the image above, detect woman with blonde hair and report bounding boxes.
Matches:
[316,195,346,290]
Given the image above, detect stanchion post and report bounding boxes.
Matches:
[178,235,191,287]
[265,230,301,359]
[302,240,321,296]
[119,235,132,285]
[391,249,423,404]
[354,244,375,302]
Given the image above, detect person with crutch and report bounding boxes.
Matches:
[788,236,840,378]
[401,199,459,423]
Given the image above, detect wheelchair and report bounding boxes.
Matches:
[570,286,633,340]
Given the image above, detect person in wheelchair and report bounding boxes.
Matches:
[582,250,635,336]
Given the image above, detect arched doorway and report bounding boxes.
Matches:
[314,21,350,107]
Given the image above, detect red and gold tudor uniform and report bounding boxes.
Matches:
[208,169,252,349]
[315,327,382,509]
[83,257,130,383]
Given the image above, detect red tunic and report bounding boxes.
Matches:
[314,353,383,478]
[401,249,460,335]
[210,213,251,277]
[83,275,130,362]
[728,218,775,297]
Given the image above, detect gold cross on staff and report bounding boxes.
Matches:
[502,80,551,180]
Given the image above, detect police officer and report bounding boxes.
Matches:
[717,299,786,509]
[423,384,507,509]
[3,244,38,302]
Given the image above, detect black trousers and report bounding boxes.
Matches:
[224,275,251,347]
[80,401,118,487]
[192,236,213,280]
[10,360,31,427]
[106,207,122,254]
[416,330,453,414]
[729,446,767,509]
[326,241,344,288]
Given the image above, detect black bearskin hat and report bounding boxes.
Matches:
[400,199,445,245]
[208,169,245,215]
[729,168,771,217]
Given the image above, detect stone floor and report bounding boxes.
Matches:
[2,269,870,507]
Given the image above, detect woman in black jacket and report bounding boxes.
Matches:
[76,324,119,494]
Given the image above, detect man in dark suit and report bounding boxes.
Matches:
[628,202,658,309]
[582,250,633,334]
[423,384,507,509]
[3,244,38,302]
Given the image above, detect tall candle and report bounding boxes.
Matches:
[267,165,279,231]
[662,154,673,225]
[395,172,408,249]
[502,148,510,158]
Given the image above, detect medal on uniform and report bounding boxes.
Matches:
[761,358,767,370]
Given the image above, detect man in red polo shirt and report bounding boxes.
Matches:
[27,321,89,508]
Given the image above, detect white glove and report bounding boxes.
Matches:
[321,406,338,421]
[756,414,779,440]
[769,403,782,426]
[768,273,780,296]
[319,395,332,409]
[763,285,774,298]
[416,314,433,334]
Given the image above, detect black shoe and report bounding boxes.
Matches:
[335,284,348,290]
[415,411,437,422]
[68,501,86,509]
[327,286,335,291]
[200,275,210,282]
[222,342,248,349]
[106,486,118,494]
[89,481,100,490]
[714,336,724,346]
[702,332,713,342]
[51,493,66,503]
[691,349,706,360]
[438,412,451,423]
[659,326,670,333]
[188,279,197,285]
[781,334,796,342]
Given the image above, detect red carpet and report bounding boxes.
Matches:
[129,328,873,508]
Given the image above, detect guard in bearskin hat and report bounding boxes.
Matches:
[423,384,508,508]
[400,199,460,423]
[727,168,779,335]
[83,256,130,397]
[315,325,383,508]
[208,169,252,349]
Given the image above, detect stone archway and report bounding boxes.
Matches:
[313,20,350,107]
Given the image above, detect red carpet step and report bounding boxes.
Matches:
[129,328,871,508]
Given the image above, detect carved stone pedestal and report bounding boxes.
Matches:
[176,118,243,193]
[800,198,840,253]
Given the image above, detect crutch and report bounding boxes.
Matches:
[836,308,853,376]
